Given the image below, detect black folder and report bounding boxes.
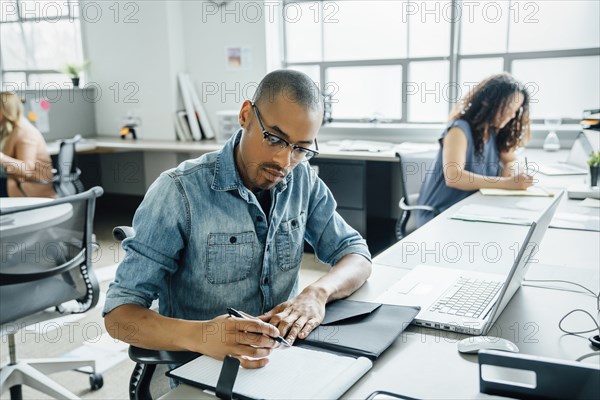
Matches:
[296,300,420,360]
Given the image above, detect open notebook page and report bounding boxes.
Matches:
[168,346,372,400]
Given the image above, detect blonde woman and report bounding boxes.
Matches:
[0,92,56,198]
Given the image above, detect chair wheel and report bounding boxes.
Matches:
[89,373,104,390]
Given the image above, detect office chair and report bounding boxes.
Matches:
[395,151,440,240]
[112,226,197,400]
[17,135,85,198]
[1,187,104,399]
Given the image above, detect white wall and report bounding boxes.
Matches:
[181,0,269,131]
[81,0,187,139]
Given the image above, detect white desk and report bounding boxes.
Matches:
[162,261,598,399]
[0,197,73,236]
[159,147,599,399]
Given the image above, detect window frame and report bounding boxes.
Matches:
[281,0,600,124]
[0,0,84,88]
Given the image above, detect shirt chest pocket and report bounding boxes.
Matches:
[275,213,306,271]
[206,232,255,284]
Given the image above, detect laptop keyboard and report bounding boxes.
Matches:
[429,277,503,318]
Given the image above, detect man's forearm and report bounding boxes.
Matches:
[105,304,280,369]
[305,253,372,303]
[104,304,199,352]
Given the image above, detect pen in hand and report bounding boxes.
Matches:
[226,307,291,347]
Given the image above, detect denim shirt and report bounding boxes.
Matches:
[103,130,371,321]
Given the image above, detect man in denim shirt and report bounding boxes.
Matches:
[104,70,372,369]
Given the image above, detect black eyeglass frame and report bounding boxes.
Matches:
[251,102,319,161]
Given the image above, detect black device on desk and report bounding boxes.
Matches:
[479,350,600,399]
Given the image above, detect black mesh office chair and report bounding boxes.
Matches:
[112,226,196,400]
[17,135,85,198]
[395,151,440,240]
[0,187,104,399]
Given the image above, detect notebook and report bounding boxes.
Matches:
[297,300,420,360]
[377,192,563,335]
[166,300,417,399]
[167,346,372,400]
[537,132,592,176]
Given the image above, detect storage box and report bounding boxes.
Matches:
[215,110,240,143]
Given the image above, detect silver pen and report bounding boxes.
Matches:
[227,307,291,347]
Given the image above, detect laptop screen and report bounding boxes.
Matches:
[566,133,594,168]
[483,192,564,332]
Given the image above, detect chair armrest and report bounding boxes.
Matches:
[399,198,440,215]
[112,226,135,241]
[0,249,85,285]
[128,346,198,365]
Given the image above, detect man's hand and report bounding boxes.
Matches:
[192,314,281,369]
[259,287,327,345]
[105,305,280,369]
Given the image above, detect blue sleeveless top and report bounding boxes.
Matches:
[416,119,501,227]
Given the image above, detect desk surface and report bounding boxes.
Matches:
[47,137,442,162]
[0,197,73,236]
[160,148,599,399]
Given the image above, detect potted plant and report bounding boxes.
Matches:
[588,150,600,187]
[63,61,89,87]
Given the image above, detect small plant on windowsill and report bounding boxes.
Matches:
[63,61,89,88]
[588,150,600,187]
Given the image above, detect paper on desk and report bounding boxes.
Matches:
[451,204,536,225]
[479,187,554,197]
[580,198,600,208]
[395,142,439,153]
[168,346,372,400]
[338,140,394,152]
[550,212,600,232]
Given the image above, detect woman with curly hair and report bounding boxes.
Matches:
[0,91,56,198]
[416,73,533,227]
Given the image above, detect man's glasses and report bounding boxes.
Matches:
[251,102,319,162]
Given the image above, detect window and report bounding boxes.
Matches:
[282,0,600,123]
[0,0,84,89]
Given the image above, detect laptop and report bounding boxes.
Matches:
[537,132,593,176]
[377,192,564,335]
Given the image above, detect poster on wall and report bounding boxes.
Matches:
[225,46,252,71]
[28,98,51,134]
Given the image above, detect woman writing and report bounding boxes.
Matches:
[416,73,533,227]
[0,92,56,198]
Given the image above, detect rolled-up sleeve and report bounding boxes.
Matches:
[103,173,190,316]
[304,172,371,266]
